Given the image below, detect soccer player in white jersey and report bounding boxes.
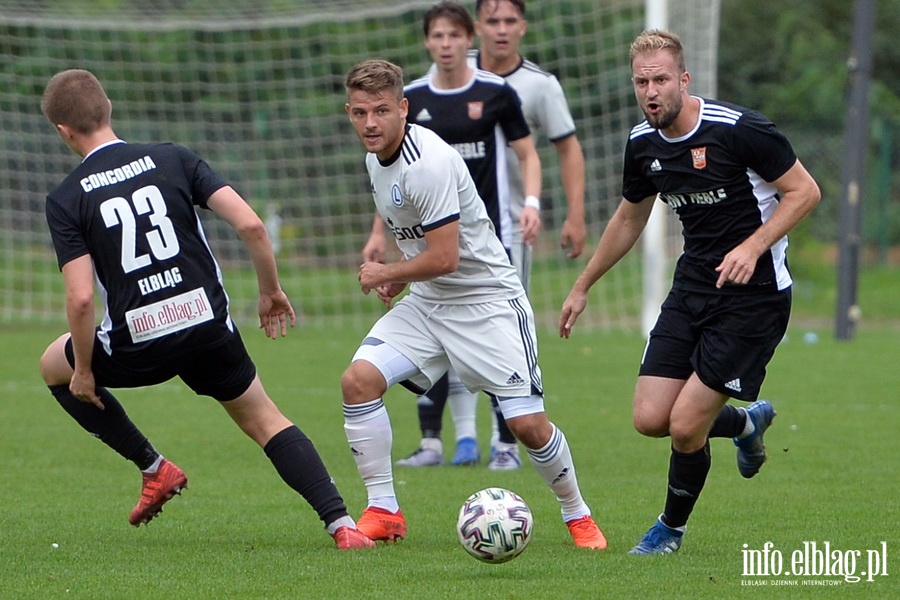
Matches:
[371,0,588,473]
[474,0,587,273]
[386,0,590,471]
[560,30,820,554]
[343,58,606,549]
[364,1,543,470]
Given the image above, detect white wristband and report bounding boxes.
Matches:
[524,195,541,210]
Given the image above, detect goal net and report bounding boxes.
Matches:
[0,0,718,331]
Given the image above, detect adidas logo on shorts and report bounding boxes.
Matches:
[724,378,742,393]
[506,372,525,385]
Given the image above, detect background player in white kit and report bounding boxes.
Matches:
[468,0,589,469]
[473,0,587,278]
[342,58,606,549]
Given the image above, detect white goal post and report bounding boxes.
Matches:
[0,0,718,331]
[642,0,721,334]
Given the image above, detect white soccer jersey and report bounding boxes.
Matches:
[366,124,524,304]
[470,51,577,238]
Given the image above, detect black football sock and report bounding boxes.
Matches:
[49,384,159,469]
[662,441,711,529]
[419,372,449,439]
[490,395,517,445]
[708,404,746,438]
[264,425,348,526]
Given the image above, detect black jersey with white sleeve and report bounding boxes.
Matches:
[623,98,798,293]
[404,70,530,249]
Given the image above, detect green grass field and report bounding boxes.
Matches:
[1,322,897,599]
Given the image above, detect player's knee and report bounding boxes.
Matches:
[341,360,385,404]
[38,350,53,384]
[667,419,707,451]
[506,414,551,449]
[633,411,669,438]
[340,365,363,402]
[38,335,71,386]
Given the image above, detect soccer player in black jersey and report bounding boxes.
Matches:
[38,69,373,549]
[560,30,820,554]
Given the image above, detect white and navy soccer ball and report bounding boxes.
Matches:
[456,487,533,563]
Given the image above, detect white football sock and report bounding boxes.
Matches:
[490,410,500,449]
[420,437,442,453]
[738,407,755,438]
[142,455,164,474]
[526,424,591,522]
[325,515,357,535]
[343,399,396,504]
[368,495,400,513]
[447,371,477,441]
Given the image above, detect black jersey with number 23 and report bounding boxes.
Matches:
[45,141,235,359]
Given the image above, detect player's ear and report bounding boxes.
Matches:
[56,123,73,140]
[399,97,409,119]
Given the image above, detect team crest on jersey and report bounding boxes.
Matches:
[691,147,707,169]
[391,184,403,206]
[467,101,484,120]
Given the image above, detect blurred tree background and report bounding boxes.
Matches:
[0,0,896,325]
[719,0,900,260]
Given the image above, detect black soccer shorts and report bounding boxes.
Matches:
[639,287,791,401]
[65,325,257,402]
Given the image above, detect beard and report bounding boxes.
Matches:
[643,95,683,130]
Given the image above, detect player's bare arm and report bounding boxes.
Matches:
[554,134,587,258]
[207,186,296,338]
[362,214,387,263]
[559,196,654,337]
[509,135,542,245]
[61,254,105,409]
[358,220,460,293]
[714,159,821,288]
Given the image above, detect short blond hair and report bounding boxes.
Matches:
[41,69,111,135]
[345,59,405,102]
[629,29,686,72]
